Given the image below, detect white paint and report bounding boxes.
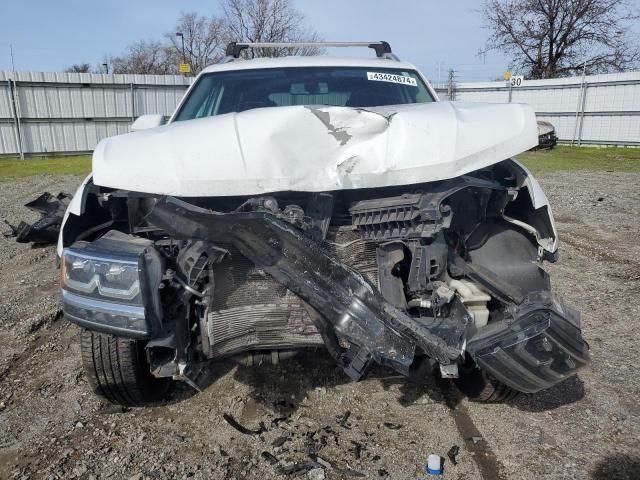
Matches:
[131,114,165,132]
[57,173,93,256]
[509,159,558,252]
[92,101,538,197]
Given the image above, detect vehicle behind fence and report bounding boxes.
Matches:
[1,69,639,157]
[435,71,640,147]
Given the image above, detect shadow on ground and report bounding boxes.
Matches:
[157,349,451,415]
[592,455,640,480]
[511,375,586,412]
[149,350,587,417]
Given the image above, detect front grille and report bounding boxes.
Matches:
[349,193,440,241]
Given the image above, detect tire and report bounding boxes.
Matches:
[454,360,519,403]
[80,329,172,406]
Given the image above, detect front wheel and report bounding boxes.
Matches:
[454,359,519,403]
[80,329,172,406]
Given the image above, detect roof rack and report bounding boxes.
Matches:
[224,41,398,60]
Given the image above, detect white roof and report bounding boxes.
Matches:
[199,56,420,75]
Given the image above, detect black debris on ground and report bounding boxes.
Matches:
[447,445,460,465]
[336,410,351,428]
[222,413,267,435]
[3,192,72,245]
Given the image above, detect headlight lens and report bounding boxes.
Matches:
[60,230,164,338]
[62,250,142,303]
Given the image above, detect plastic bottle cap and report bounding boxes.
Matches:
[426,454,442,475]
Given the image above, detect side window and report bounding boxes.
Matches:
[194,82,223,118]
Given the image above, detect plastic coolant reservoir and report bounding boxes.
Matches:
[448,279,491,329]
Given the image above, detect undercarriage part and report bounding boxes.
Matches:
[232,350,299,366]
[376,243,407,308]
[407,234,448,293]
[146,196,462,378]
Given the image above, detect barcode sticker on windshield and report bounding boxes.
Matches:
[367,72,417,86]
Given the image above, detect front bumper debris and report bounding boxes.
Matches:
[145,196,463,378]
[141,196,589,389]
[467,293,590,393]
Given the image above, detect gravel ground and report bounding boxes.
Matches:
[0,171,638,480]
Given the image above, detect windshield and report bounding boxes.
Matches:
[173,66,434,122]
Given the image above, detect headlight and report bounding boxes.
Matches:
[62,251,142,302]
[61,230,163,338]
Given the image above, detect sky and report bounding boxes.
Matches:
[0,0,533,83]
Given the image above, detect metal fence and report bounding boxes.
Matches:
[0,71,191,157]
[2,69,639,157]
[435,71,640,146]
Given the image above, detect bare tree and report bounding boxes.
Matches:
[108,40,175,75]
[101,1,324,75]
[222,0,323,57]
[481,0,640,78]
[65,63,92,73]
[165,12,228,74]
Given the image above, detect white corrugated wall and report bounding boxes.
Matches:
[0,71,191,156]
[3,70,639,155]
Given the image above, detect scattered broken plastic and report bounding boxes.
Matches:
[3,192,71,245]
[426,454,443,475]
[447,445,460,465]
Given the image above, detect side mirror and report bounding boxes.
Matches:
[131,114,166,132]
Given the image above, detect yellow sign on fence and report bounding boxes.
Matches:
[179,63,191,74]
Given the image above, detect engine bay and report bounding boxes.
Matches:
[59,159,590,394]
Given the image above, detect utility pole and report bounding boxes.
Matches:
[9,44,24,159]
[176,32,186,64]
[447,69,455,101]
[9,43,16,71]
[176,32,188,76]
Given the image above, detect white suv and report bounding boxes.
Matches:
[58,42,589,406]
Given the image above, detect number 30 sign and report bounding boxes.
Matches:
[510,75,524,87]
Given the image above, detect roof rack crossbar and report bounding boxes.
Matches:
[225,41,395,59]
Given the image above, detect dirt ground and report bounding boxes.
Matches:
[0,171,638,480]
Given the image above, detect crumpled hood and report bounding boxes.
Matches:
[92,101,538,196]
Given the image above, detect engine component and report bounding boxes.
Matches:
[348,176,505,242]
[146,196,463,377]
[448,279,491,330]
[350,192,442,241]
